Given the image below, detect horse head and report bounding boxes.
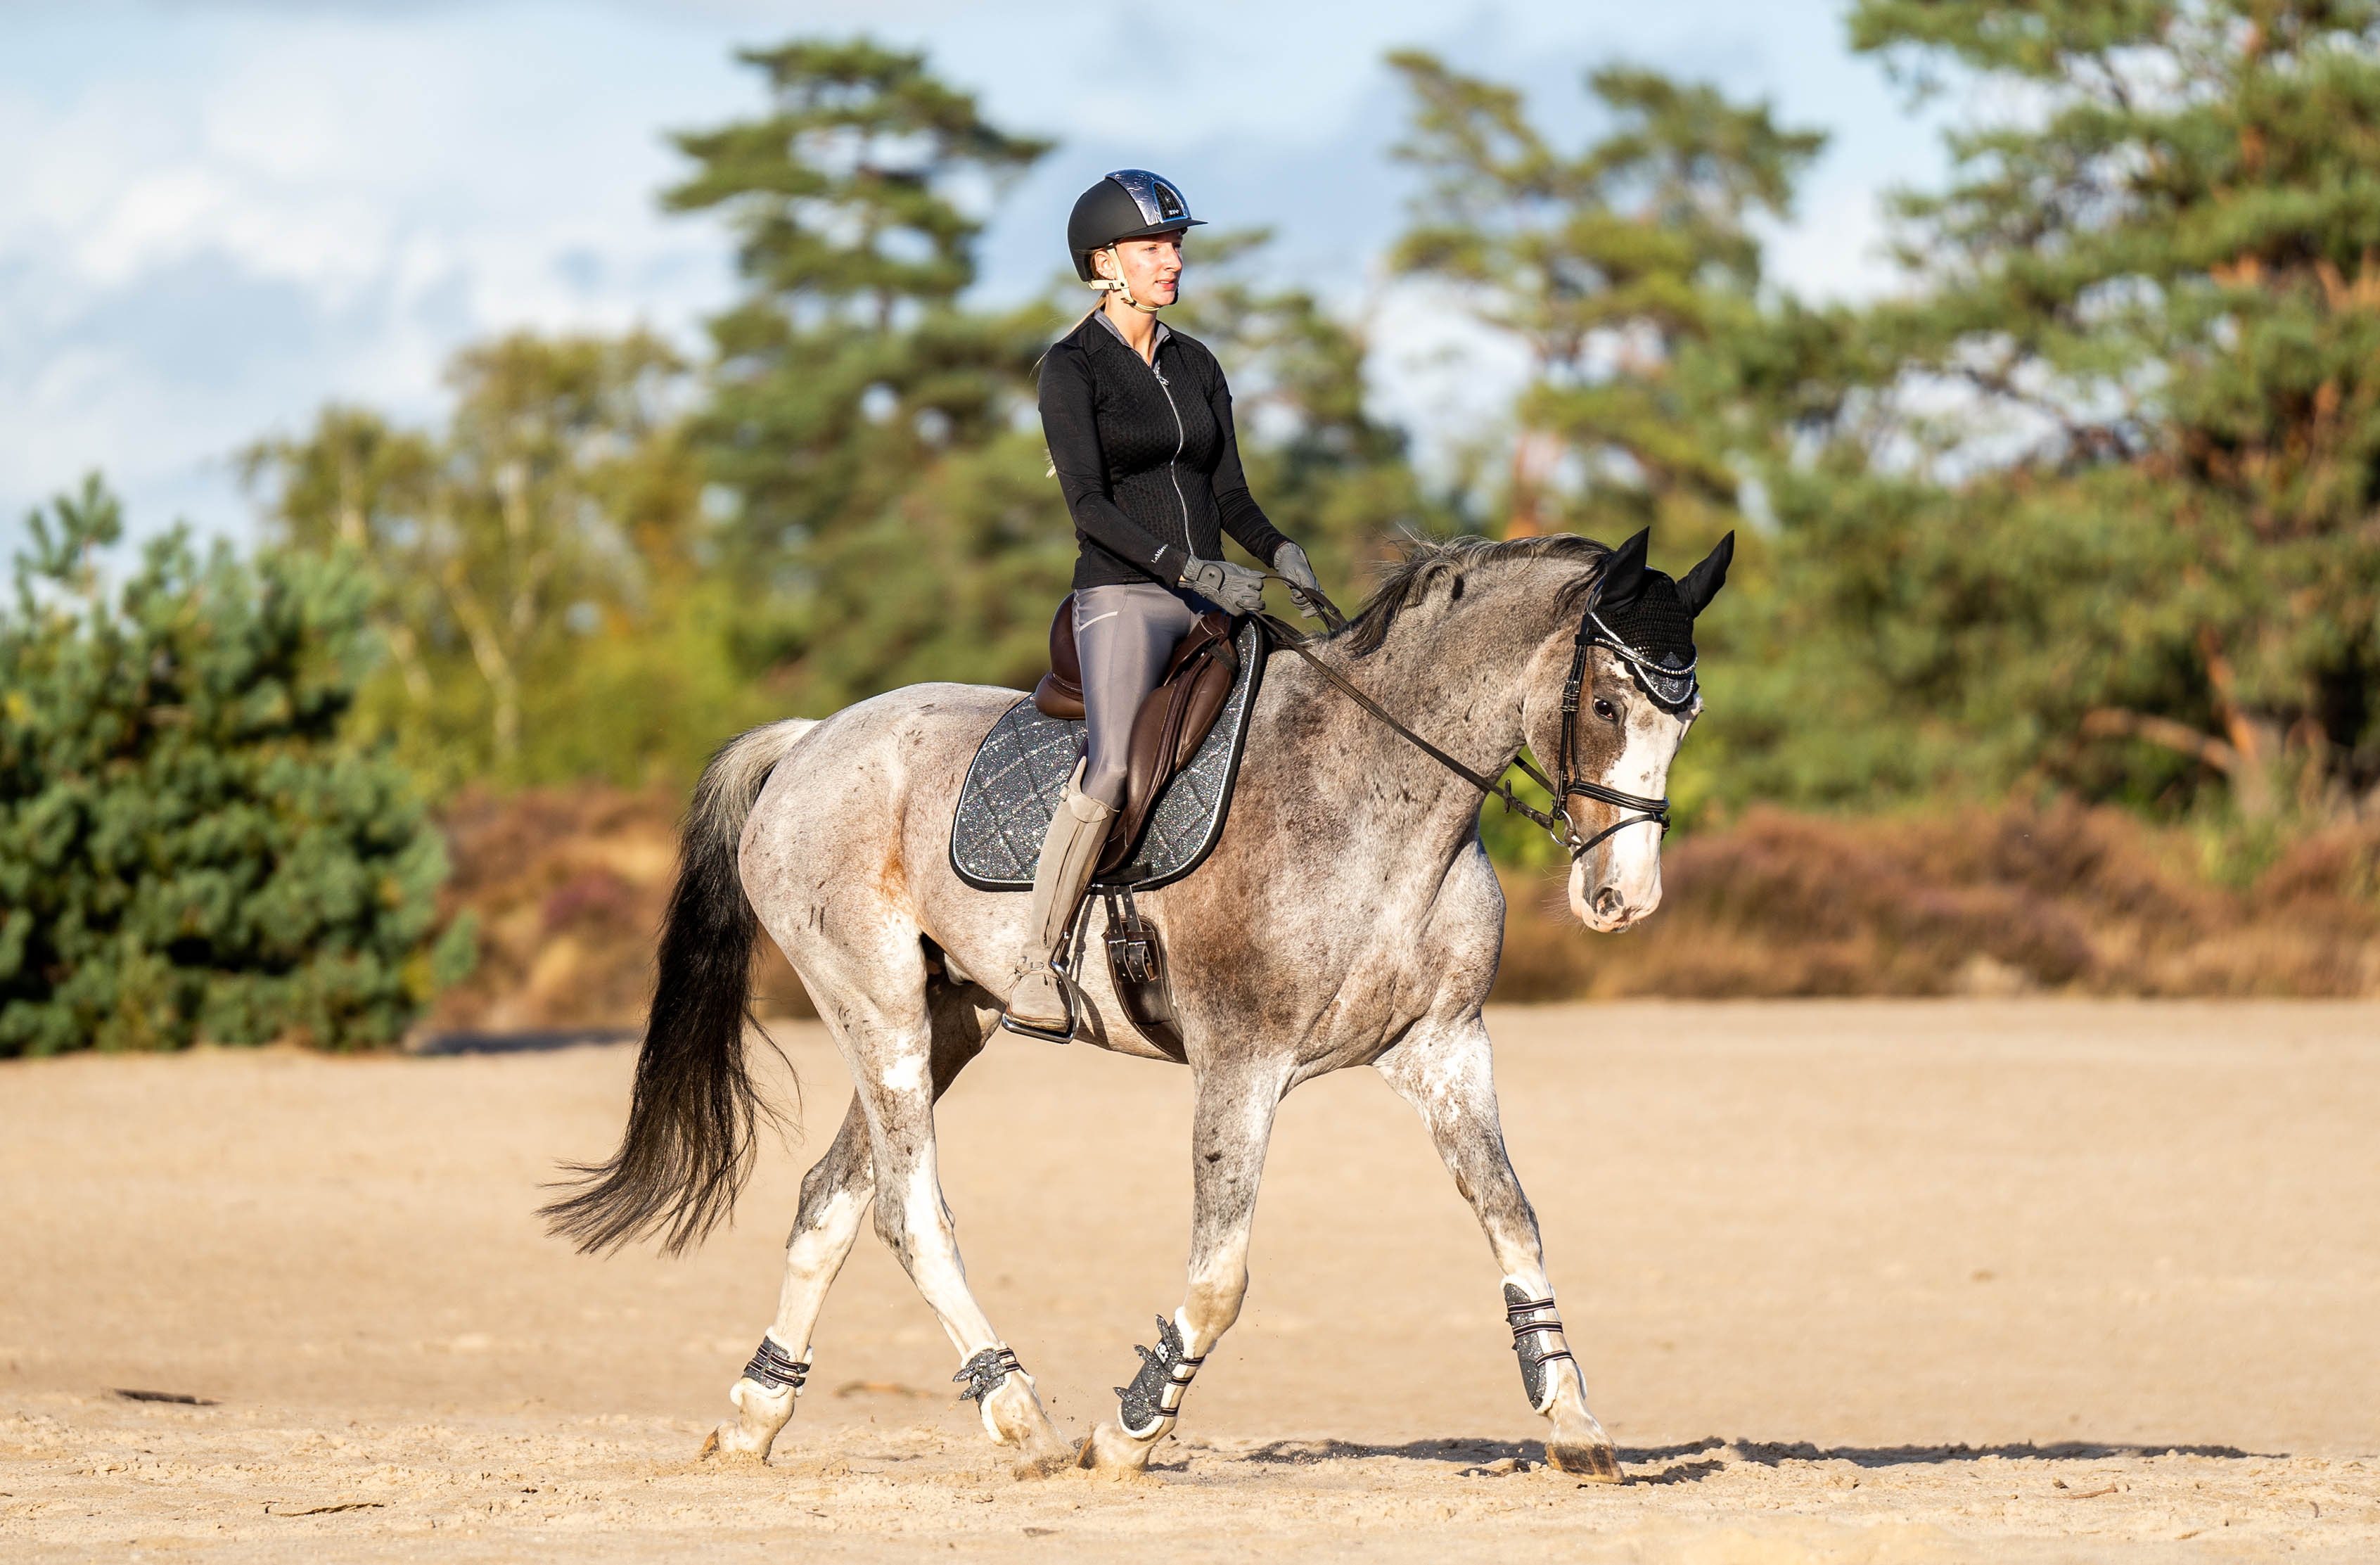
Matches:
[1540,528,1734,934]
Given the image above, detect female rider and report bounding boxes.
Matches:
[1006,169,1326,1033]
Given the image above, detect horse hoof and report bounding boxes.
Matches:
[703,1424,775,1464]
[1546,1439,1623,1483]
[1073,1421,1158,1478]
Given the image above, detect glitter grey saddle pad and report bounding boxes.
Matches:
[949,619,1267,892]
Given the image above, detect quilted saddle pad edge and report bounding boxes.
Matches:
[946,619,1267,894]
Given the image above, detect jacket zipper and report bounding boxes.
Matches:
[1144,345,1194,555]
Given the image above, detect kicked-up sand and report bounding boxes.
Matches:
[3,999,2376,1561]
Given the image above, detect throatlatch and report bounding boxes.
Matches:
[954,1346,1028,1406]
[1114,1315,1205,1440]
[742,1336,810,1397]
[1502,1285,1577,1414]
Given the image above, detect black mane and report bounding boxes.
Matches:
[1337,532,1611,656]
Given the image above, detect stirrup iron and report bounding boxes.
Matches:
[999,960,1082,1044]
[1000,895,1095,1043]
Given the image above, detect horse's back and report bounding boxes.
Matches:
[740,682,1021,909]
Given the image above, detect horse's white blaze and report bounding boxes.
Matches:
[1568,695,1693,934]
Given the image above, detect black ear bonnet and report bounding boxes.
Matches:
[1585,528,1729,713]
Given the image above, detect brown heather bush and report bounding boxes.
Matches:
[425,784,813,1037]
[1497,803,2380,1001]
[422,788,2380,1038]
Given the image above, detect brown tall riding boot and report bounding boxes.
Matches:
[1006,762,1114,1033]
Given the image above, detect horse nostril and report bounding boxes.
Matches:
[1592,886,1625,919]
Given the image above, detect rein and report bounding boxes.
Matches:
[1255,580,1673,860]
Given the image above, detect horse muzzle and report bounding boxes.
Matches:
[1568,847,1663,933]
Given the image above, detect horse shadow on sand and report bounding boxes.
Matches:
[1215,1435,2268,1486]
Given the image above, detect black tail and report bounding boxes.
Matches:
[540,720,817,1254]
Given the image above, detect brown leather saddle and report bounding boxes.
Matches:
[1032,593,1240,876]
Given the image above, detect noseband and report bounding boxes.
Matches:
[1261,586,1691,860]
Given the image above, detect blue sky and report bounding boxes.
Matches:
[0,0,1949,547]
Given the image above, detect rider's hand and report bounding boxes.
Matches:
[1272,541,1326,622]
[1179,557,1267,617]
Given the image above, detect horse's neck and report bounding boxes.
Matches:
[1267,581,1562,843]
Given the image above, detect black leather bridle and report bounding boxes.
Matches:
[1260,587,1689,860]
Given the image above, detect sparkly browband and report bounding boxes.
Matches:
[1585,611,1699,711]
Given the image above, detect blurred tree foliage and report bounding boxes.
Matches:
[243,331,766,791]
[1760,0,2380,820]
[1388,53,1824,544]
[1394,7,2380,831]
[1384,52,1830,860]
[0,477,474,1055]
[666,39,1072,712]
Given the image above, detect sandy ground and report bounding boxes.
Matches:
[4,999,2377,1562]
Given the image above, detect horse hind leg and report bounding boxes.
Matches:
[705,969,1011,1465]
[855,985,1074,1476]
[703,1092,874,1462]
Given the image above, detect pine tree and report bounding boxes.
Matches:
[1386,52,1824,543]
[0,477,474,1054]
[1803,0,2380,817]
[670,39,1073,710]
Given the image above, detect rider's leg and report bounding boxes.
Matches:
[1078,1057,1288,1472]
[1375,1015,1621,1481]
[708,976,997,1462]
[1073,583,1201,810]
[1008,583,1199,1030]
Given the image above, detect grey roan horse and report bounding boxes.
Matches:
[544,530,1732,1480]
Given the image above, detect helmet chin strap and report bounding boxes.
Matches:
[1092,246,1165,314]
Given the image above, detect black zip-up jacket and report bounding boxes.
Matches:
[1038,312,1291,592]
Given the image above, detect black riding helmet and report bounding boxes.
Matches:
[1068,170,1205,282]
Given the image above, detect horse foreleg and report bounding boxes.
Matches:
[1376,1018,1622,1483]
[1077,1060,1285,1475]
[704,1092,875,1462]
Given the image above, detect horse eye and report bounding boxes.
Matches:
[1592,698,1618,722]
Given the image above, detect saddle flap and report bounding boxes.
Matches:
[1099,611,1239,874]
[1033,593,1086,720]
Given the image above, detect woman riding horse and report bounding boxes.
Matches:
[1009,170,1327,1033]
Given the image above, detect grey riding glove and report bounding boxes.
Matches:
[1179,556,1268,616]
[1272,542,1326,621]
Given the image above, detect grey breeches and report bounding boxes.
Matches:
[1072,582,1208,810]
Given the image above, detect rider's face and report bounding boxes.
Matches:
[1101,234,1184,305]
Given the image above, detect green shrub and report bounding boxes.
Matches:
[0,476,475,1055]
